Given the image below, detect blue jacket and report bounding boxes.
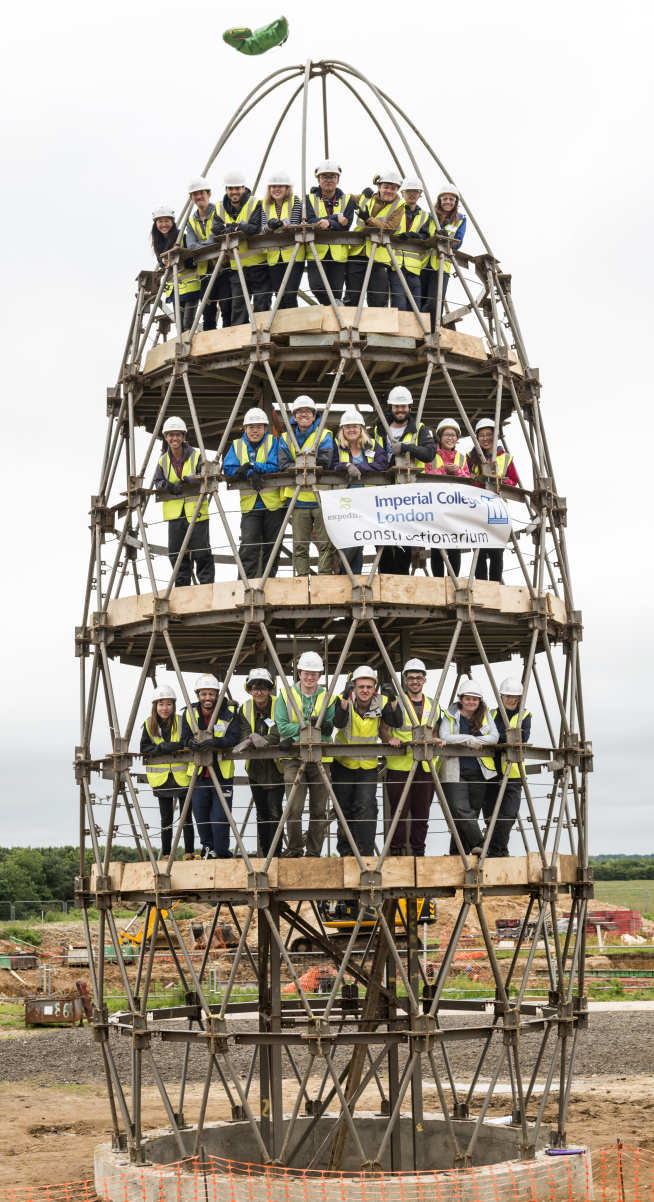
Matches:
[278,418,334,507]
[223,432,279,510]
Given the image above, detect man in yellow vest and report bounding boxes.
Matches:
[185,176,232,329]
[383,659,444,856]
[305,160,354,304]
[389,178,430,311]
[213,171,267,326]
[153,416,215,587]
[273,651,335,857]
[344,169,404,307]
[223,407,286,578]
[236,668,284,857]
[277,395,334,576]
[482,677,531,857]
[181,674,241,858]
[371,387,436,574]
[332,666,402,856]
[140,684,196,859]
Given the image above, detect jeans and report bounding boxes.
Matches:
[386,765,434,856]
[251,782,285,856]
[155,781,195,856]
[332,765,379,856]
[167,516,215,586]
[181,292,201,332]
[191,777,233,856]
[282,759,329,856]
[337,545,364,575]
[431,549,461,578]
[475,549,504,582]
[482,779,522,856]
[424,268,450,330]
[199,273,218,331]
[343,258,390,307]
[307,257,346,305]
[229,264,271,326]
[291,505,333,575]
[389,268,422,311]
[268,260,304,308]
[239,506,286,579]
[443,764,486,855]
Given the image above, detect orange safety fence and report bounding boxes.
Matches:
[0,1145,651,1202]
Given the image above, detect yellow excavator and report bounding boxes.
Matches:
[289,897,437,953]
[118,902,178,950]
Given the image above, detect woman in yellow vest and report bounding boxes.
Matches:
[261,169,304,308]
[153,415,215,587]
[181,674,241,859]
[140,685,196,859]
[331,408,390,574]
[467,418,519,583]
[151,205,201,332]
[438,679,498,856]
[426,418,470,579]
[423,186,467,330]
[344,169,404,307]
[482,677,531,857]
[223,407,285,579]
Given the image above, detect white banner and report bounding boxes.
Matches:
[319,481,511,552]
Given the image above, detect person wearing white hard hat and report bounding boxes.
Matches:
[261,171,304,308]
[185,178,233,329]
[223,408,285,579]
[210,173,267,326]
[384,660,444,856]
[274,651,336,857]
[424,186,467,329]
[389,180,430,311]
[331,409,390,573]
[181,675,241,858]
[278,397,334,576]
[481,678,531,857]
[237,669,284,857]
[306,161,354,304]
[439,679,498,856]
[140,685,196,860]
[332,666,401,856]
[344,170,404,307]
[467,419,519,583]
[426,418,470,578]
[151,205,201,331]
[371,387,436,574]
[153,417,215,588]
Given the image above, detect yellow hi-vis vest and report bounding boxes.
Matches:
[491,708,532,779]
[216,197,265,268]
[427,214,466,274]
[385,696,441,773]
[441,708,496,775]
[188,207,223,278]
[393,208,431,275]
[280,428,332,503]
[159,448,209,522]
[432,450,467,473]
[334,696,389,770]
[242,696,283,774]
[144,716,189,789]
[231,435,283,513]
[188,705,236,780]
[374,425,428,475]
[350,198,402,264]
[264,197,305,264]
[279,686,333,762]
[469,451,514,483]
[310,193,352,262]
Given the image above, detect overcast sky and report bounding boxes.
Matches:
[1,0,652,855]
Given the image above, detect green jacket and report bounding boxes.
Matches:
[274,684,335,743]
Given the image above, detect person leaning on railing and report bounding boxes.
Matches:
[467,417,519,583]
[277,395,334,576]
[274,652,335,858]
[235,668,284,858]
[140,685,196,860]
[185,176,232,330]
[382,659,444,857]
[153,415,215,587]
[260,169,305,308]
[422,185,467,329]
[305,159,354,305]
[343,169,404,308]
[389,178,430,312]
[331,407,390,574]
[439,679,499,857]
[212,170,267,326]
[223,407,285,579]
[371,385,436,575]
[151,204,201,332]
[181,674,241,860]
[482,677,531,858]
[426,418,470,579]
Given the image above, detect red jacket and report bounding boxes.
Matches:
[425,447,470,478]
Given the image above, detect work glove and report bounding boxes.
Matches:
[189,734,214,750]
[309,715,321,726]
[249,731,269,749]
[405,444,420,459]
[154,739,184,754]
[389,439,404,456]
[342,680,355,699]
[381,680,397,699]
[267,218,284,231]
[361,187,375,199]
[166,482,183,495]
[346,462,361,480]
[394,232,409,242]
[233,464,250,480]
[278,737,294,751]
[248,464,265,476]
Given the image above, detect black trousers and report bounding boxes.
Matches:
[475,549,504,582]
[379,546,412,575]
[307,257,346,305]
[332,765,378,856]
[230,264,271,326]
[343,258,390,307]
[482,779,522,857]
[168,515,215,586]
[444,763,486,855]
[431,549,461,577]
[337,545,364,575]
[155,783,195,856]
[239,506,286,578]
[268,260,304,308]
[251,782,285,856]
[389,267,422,311]
[181,292,201,332]
[424,269,450,331]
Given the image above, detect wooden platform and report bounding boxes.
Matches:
[93,577,568,671]
[92,853,579,903]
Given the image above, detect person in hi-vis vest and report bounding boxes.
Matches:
[423,185,467,330]
[467,418,519,583]
[389,178,430,312]
[260,169,304,308]
[305,160,354,304]
[153,416,215,587]
[382,659,444,857]
[181,674,241,858]
[482,677,531,857]
[277,395,334,576]
[211,171,267,326]
[344,169,404,307]
[426,418,470,579]
[439,679,499,856]
[223,407,286,579]
[140,685,196,859]
[185,176,232,330]
[330,408,390,574]
[236,668,284,857]
[273,651,335,857]
[150,204,201,332]
[371,386,436,575]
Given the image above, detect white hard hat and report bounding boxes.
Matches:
[475,418,495,433]
[437,183,460,202]
[291,395,317,414]
[378,169,402,186]
[188,177,210,194]
[195,673,221,693]
[297,651,324,673]
[436,417,461,437]
[402,178,423,192]
[152,204,175,220]
[403,658,426,674]
[339,408,366,427]
[162,416,187,434]
[224,170,247,187]
[267,168,292,186]
[457,678,485,699]
[351,665,378,683]
[243,407,268,426]
[499,677,524,696]
[152,684,176,701]
[315,160,342,176]
[246,667,274,690]
[388,385,413,407]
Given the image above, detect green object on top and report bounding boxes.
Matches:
[223,16,289,55]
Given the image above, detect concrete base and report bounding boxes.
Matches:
[94,1114,592,1202]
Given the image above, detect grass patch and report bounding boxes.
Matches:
[1,924,43,946]
[593,880,654,920]
[0,1002,24,1032]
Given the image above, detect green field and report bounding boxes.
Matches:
[593,879,654,918]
